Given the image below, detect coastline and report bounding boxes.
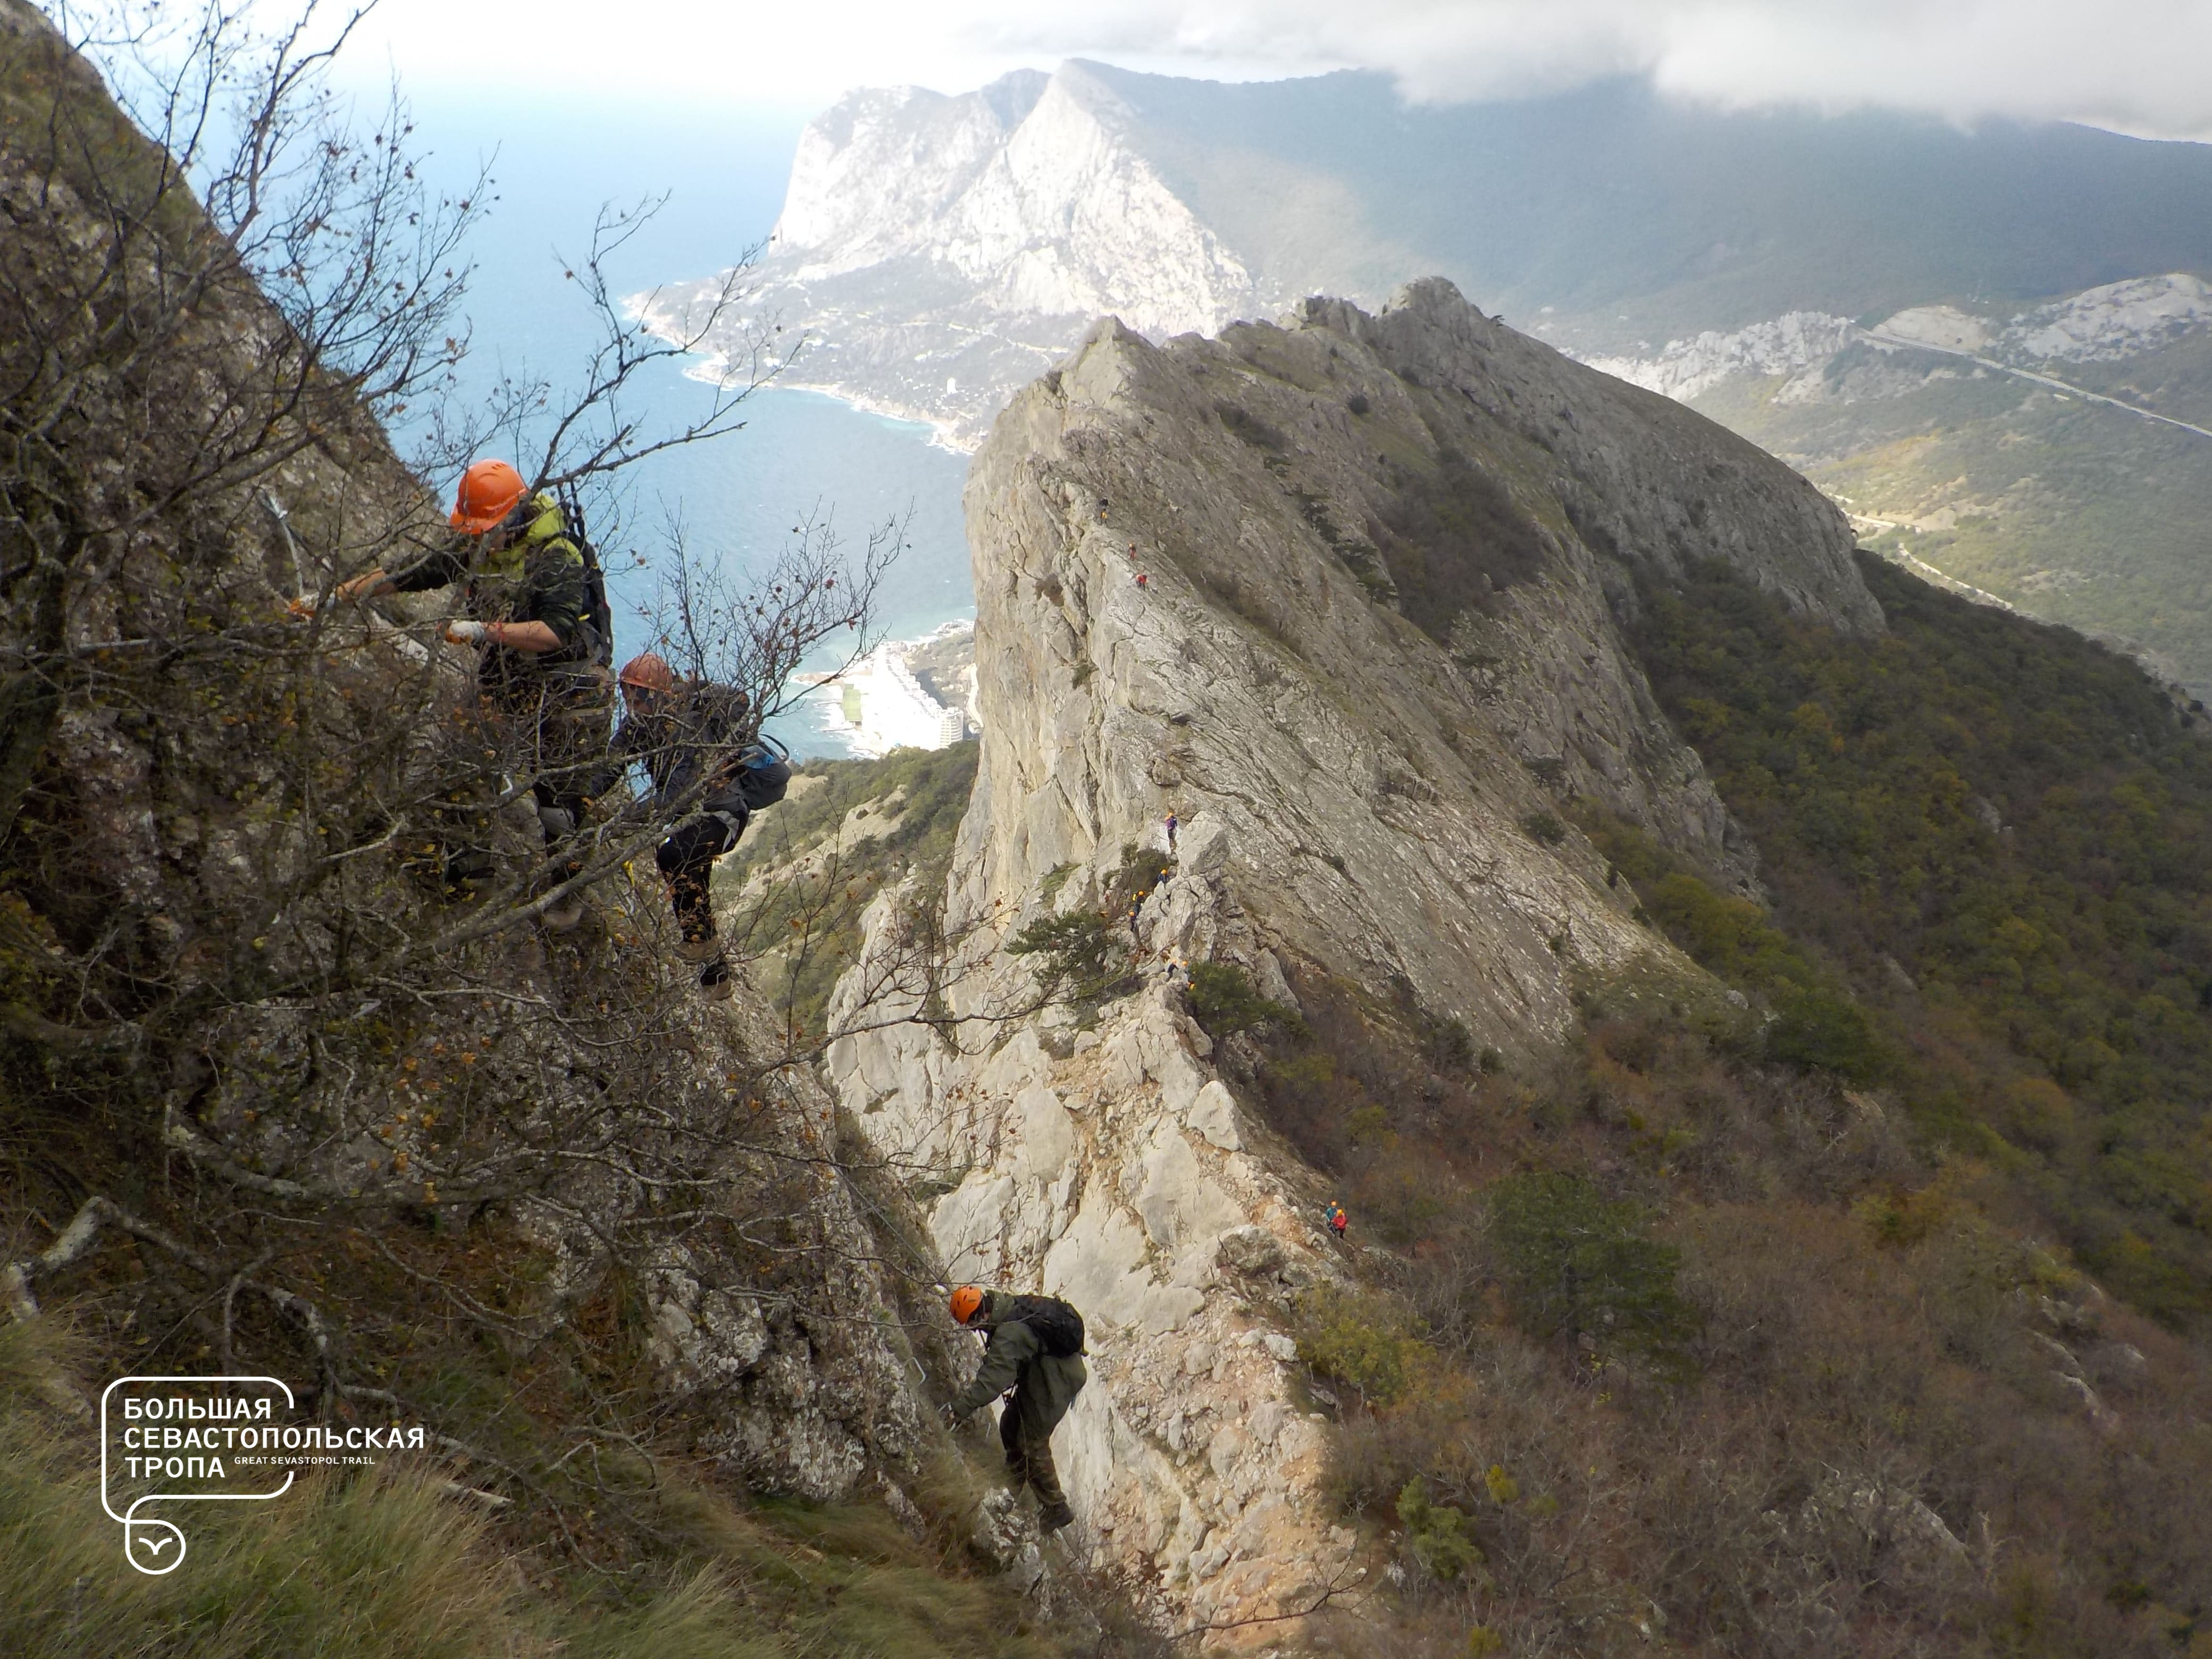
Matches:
[626,290,990,455]
[798,618,977,761]
[765,379,983,456]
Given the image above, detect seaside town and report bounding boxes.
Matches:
[802,619,977,756]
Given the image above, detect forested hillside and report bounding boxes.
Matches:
[1618,553,2212,1323]
[1205,555,2212,1654]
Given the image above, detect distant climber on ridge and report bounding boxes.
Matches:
[611,652,791,1000]
[312,460,614,920]
[946,1286,1087,1534]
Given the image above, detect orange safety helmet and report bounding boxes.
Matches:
[618,651,676,693]
[450,459,529,533]
[949,1286,985,1325]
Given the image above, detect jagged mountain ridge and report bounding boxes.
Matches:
[638,62,1285,446]
[826,279,1880,1630]
[641,63,2212,448]
[640,62,2212,691]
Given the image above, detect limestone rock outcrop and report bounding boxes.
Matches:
[830,281,1882,1630]
[639,62,1279,447]
[0,0,925,1512]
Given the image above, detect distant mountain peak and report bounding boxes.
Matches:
[645,61,1283,446]
[645,68,2212,448]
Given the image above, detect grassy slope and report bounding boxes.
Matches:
[1694,340,2212,695]
[1202,958,2212,1657]
[0,1321,1109,1659]
[718,742,979,1039]
[1175,553,2212,1653]
[1618,552,2212,1323]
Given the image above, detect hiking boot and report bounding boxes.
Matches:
[541,895,585,932]
[675,934,720,963]
[1038,1503,1075,1535]
[699,957,734,1002]
[441,849,496,898]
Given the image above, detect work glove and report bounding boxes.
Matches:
[285,594,317,619]
[938,1403,962,1434]
[444,619,489,645]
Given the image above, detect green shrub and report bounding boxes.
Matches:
[1216,400,1288,451]
[1418,1009,1477,1073]
[1296,1285,1427,1406]
[1643,872,1808,991]
[1005,910,1133,1004]
[1577,815,1895,1083]
[1397,1478,1483,1582]
[1104,841,1170,920]
[1186,960,1308,1041]
[1521,810,1568,847]
[1485,1172,1699,1373]
[1766,986,1891,1084]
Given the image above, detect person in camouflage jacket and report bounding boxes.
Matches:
[948,1288,1087,1532]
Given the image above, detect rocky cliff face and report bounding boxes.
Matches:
[0,0,924,1511]
[828,280,1881,1630]
[639,62,1278,447]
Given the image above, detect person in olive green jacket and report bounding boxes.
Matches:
[320,460,611,909]
[947,1287,1087,1532]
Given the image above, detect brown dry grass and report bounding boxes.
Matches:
[1227,976,2212,1656]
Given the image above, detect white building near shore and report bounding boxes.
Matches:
[813,640,968,756]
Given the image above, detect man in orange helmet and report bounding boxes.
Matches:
[610,651,790,1000]
[321,461,612,911]
[946,1286,1087,1534]
[332,462,592,662]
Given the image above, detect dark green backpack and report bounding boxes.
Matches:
[1008,1294,1085,1358]
[553,483,616,670]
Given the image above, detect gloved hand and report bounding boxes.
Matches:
[444,619,489,645]
[939,1402,963,1435]
[285,594,316,619]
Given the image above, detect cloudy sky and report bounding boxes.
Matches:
[349,0,2212,140]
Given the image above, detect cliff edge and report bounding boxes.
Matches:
[830,280,1882,1632]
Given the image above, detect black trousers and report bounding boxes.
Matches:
[998,1387,1070,1512]
[435,668,610,889]
[655,812,741,944]
[494,665,615,825]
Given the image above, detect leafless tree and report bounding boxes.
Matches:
[0,0,1026,1562]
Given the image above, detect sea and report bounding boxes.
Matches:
[390,91,975,758]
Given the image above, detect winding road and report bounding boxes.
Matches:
[1862,328,2212,443]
